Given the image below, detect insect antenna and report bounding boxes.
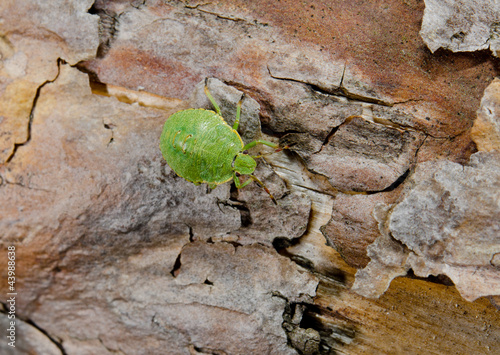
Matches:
[250,145,290,159]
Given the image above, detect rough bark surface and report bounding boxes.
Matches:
[420,0,500,57]
[1,0,499,354]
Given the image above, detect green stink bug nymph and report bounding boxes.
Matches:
[160,79,284,204]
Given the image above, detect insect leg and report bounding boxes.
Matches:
[242,140,289,151]
[233,93,245,131]
[233,172,252,189]
[249,175,277,205]
[250,145,291,158]
[233,172,277,205]
[204,78,221,115]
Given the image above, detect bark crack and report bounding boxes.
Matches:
[5,59,64,164]
[0,303,68,355]
[267,64,394,107]
[102,118,115,146]
[170,250,183,278]
[266,66,470,140]
[97,336,122,354]
[88,1,121,58]
[2,178,53,193]
[24,318,68,355]
[184,2,269,26]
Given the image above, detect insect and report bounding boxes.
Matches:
[160,79,285,204]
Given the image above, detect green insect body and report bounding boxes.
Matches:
[160,82,282,203]
[160,108,250,187]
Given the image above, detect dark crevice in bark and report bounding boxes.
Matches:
[364,133,427,194]
[170,253,182,277]
[261,127,305,138]
[102,119,115,146]
[1,303,68,355]
[320,125,340,148]
[187,225,194,242]
[367,168,410,194]
[24,317,68,355]
[227,184,253,227]
[191,345,223,355]
[73,62,103,86]
[88,2,120,58]
[282,299,358,355]
[406,269,455,287]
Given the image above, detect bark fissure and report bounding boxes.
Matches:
[184,3,269,26]
[267,65,394,107]
[5,59,64,164]
[0,303,68,355]
[88,0,121,58]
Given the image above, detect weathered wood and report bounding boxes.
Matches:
[0,0,498,354]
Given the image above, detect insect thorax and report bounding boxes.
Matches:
[233,153,256,175]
